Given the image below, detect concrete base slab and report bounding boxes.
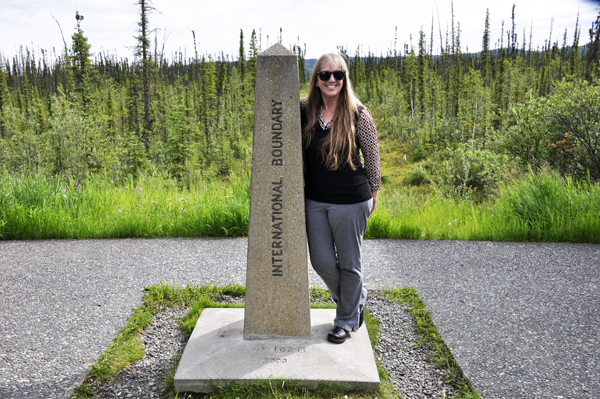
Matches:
[174,308,380,393]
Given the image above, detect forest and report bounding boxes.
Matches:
[1,2,600,242]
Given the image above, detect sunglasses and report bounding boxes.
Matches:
[317,70,346,81]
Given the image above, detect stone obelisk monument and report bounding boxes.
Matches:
[174,44,379,393]
[244,43,311,339]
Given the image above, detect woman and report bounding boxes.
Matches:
[300,53,381,344]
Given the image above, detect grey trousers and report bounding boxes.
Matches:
[305,198,372,331]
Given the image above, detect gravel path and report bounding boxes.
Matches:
[1,238,598,398]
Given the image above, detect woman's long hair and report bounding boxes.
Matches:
[303,53,362,171]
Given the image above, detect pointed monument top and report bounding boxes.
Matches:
[259,42,295,57]
[245,38,309,339]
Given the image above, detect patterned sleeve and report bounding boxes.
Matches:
[357,106,382,191]
[300,97,308,109]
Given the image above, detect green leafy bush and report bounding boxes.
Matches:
[404,165,430,186]
[437,143,508,200]
[497,80,600,180]
[495,93,551,171]
[545,80,600,180]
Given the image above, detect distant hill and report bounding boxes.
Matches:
[305,59,316,79]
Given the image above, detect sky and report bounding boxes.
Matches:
[1,0,599,63]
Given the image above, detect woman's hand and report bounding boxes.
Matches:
[370,189,379,216]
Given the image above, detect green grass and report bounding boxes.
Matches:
[367,170,600,243]
[0,171,250,240]
[3,169,598,243]
[86,305,150,382]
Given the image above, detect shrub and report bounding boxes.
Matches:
[497,80,600,181]
[437,143,507,200]
[495,93,551,171]
[545,80,600,180]
[404,165,429,186]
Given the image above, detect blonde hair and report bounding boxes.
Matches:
[303,53,362,171]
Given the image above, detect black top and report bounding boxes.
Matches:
[301,107,373,204]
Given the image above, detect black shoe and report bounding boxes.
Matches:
[327,326,348,344]
[359,307,365,329]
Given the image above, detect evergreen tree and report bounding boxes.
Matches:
[135,0,155,152]
[417,28,428,115]
[238,29,246,84]
[167,87,191,184]
[569,14,581,76]
[587,10,600,78]
[481,8,491,86]
[510,4,517,59]
[448,22,462,116]
[127,70,141,142]
[0,64,10,139]
[293,42,307,85]
[402,44,417,119]
[70,11,91,90]
[200,56,217,158]
[216,59,227,96]
[247,29,259,86]
[496,48,510,109]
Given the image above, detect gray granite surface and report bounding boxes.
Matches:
[0,238,598,398]
[245,42,310,338]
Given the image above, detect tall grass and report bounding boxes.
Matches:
[366,171,600,243]
[494,172,600,242]
[2,170,599,243]
[0,171,250,240]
